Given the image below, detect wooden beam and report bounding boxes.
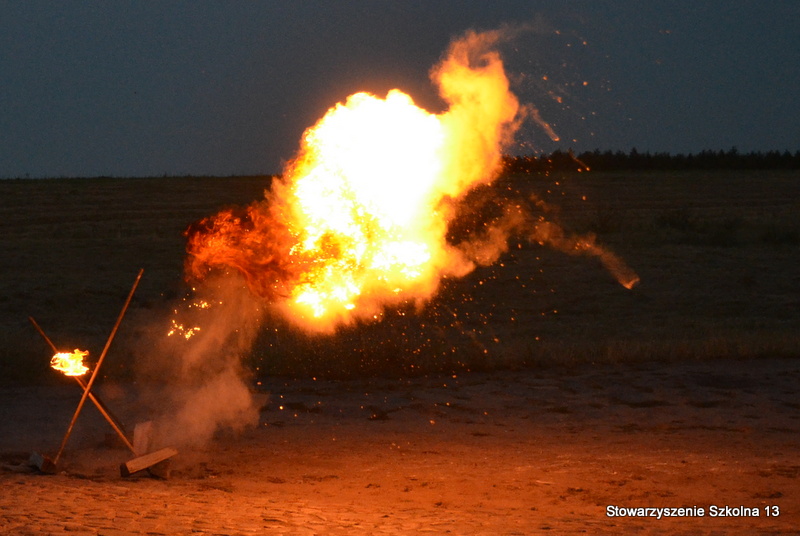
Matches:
[120,447,178,477]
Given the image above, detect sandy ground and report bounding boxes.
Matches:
[1,357,798,535]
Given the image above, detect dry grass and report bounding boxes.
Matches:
[1,170,799,383]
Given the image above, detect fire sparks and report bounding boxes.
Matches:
[50,349,89,376]
[167,319,201,340]
[166,298,214,339]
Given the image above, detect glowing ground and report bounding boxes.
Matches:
[1,357,797,534]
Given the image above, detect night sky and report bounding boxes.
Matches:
[2,1,798,178]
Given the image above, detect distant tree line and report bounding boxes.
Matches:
[502,147,800,174]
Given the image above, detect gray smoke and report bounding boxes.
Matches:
[134,274,263,449]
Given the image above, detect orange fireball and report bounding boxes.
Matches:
[184,29,636,333]
[187,30,520,331]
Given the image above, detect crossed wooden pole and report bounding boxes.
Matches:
[29,269,177,476]
[28,316,136,455]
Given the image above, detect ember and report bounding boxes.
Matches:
[167,318,201,340]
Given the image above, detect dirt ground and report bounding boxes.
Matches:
[1,356,797,535]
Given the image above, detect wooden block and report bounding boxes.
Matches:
[120,447,178,477]
[133,421,153,456]
[147,458,172,479]
[29,452,57,474]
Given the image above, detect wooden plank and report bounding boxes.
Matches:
[120,447,178,477]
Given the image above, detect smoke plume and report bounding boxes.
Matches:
[135,275,263,448]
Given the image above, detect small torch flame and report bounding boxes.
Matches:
[50,349,90,376]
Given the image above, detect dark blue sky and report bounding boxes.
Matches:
[2,1,798,178]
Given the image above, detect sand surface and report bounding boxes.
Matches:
[1,357,798,535]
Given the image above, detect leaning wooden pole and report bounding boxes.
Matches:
[51,268,143,466]
[75,377,135,454]
[28,316,135,454]
[28,316,58,354]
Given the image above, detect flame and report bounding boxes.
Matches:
[185,28,636,333]
[283,90,446,321]
[187,30,519,331]
[50,349,89,376]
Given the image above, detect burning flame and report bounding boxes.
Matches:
[185,28,636,333]
[284,90,447,321]
[50,349,89,376]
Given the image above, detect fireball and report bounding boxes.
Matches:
[187,30,519,331]
[185,29,636,333]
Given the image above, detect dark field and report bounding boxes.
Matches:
[1,170,798,534]
[1,170,798,382]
